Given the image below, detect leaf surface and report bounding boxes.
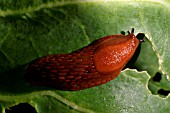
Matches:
[0,0,170,113]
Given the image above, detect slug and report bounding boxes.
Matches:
[25,28,145,91]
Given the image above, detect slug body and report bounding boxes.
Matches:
[25,29,144,91]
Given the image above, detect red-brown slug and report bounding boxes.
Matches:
[25,28,144,91]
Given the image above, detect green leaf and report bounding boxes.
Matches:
[0,0,170,113]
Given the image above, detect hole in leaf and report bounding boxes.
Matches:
[158,89,170,96]
[153,72,162,82]
[5,103,37,113]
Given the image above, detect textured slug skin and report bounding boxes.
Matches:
[25,33,140,91]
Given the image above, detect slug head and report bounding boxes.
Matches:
[93,29,144,74]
